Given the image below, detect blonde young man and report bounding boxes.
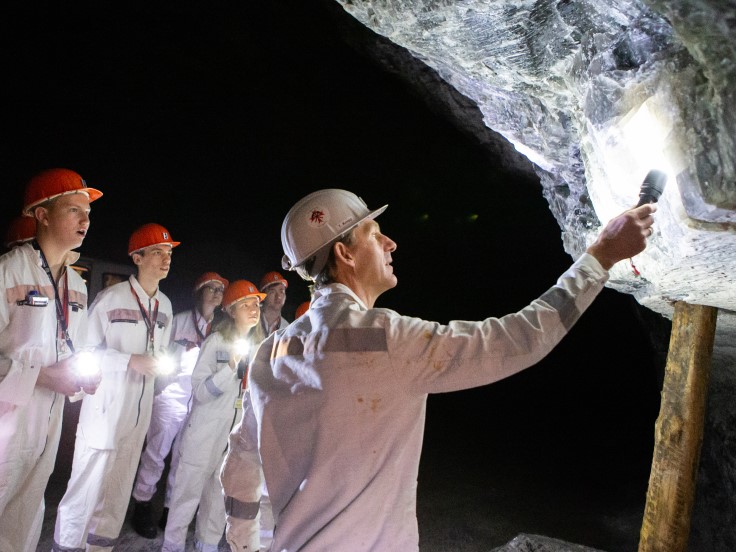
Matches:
[242,188,656,551]
[131,271,229,538]
[53,223,179,551]
[0,168,102,552]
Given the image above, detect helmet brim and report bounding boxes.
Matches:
[23,187,103,215]
[128,240,181,256]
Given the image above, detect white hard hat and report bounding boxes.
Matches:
[281,189,388,278]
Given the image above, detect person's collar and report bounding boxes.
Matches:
[29,240,81,267]
[62,249,81,266]
[129,274,160,300]
[313,282,369,310]
[194,307,214,324]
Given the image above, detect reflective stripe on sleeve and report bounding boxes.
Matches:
[538,286,579,331]
[274,327,388,358]
[205,376,224,397]
[225,496,260,519]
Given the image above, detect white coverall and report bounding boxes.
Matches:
[219,390,265,552]
[219,317,285,552]
[53,275,173,551]
[161,331,244,552]
[248,254,608,551]
[132,308,210,507]
[0,243,88,552]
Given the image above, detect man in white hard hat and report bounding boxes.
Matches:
[0,168,103,552]
[53,223,179,551]
[240,188,657,551]
[131,271,229,538]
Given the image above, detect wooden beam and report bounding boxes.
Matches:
[639,301,718,551]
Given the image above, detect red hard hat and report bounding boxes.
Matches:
[128,223,181,255]
[222,280,267,310]
[23,168,103,215]
[194,271,229,291]
[295,300,310,319]
[259,271,288,292]
[4,215,36,248]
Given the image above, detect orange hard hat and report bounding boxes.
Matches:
[194,271,229,292]
[4,215,36,248]
[128,223,181,255]
[23,168,103,215]
[259,271,288,292]
[222,280,267,310]
[295,301,310,319]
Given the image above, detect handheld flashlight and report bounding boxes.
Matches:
[233,339,251,380]
[636,169,667,207]
[156,354,176,376]
[234,338,250,358]
[75,350,100,378]
[70,349,101,402]
[630,169,667,277]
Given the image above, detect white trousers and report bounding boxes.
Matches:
[161,451,228,552]
[131,390,189,505]
[0,391,62,552]
[53,414,149,551]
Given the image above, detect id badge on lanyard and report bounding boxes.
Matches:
[130,284,159,354]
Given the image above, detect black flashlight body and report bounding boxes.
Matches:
[636,169,668,207]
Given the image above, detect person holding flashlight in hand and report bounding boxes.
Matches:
[53,222,179,552]
[161,280,265,552]
[131,271,229,538]
[0,168,103,552]
[245,188,657,551]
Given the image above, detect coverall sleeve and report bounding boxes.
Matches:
[191,334,237,403]
[390,253,609,394]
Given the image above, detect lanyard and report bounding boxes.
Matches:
[34,240,74,354]
[130,283,159,354]
[192,308,211,346]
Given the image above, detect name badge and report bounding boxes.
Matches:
[234,397,243,410]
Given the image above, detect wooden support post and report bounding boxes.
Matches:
[639,301,718,552]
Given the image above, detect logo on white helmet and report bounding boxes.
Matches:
[308,208,329,228]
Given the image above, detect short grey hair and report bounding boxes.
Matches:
[299,229,356,287]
